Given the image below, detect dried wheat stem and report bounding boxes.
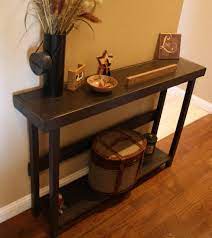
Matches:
[25,0,102,35]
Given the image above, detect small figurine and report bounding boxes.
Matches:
[97,50,113,76]
[58,193,65,215]
[67,64,86,91]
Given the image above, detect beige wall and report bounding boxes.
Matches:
[178,0,212,102]
[0,0,183,209]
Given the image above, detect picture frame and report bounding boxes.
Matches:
[155,33,181,60]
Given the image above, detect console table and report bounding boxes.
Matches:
[13,58,206,238]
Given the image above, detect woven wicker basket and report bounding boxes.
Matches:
[88,129,147,195]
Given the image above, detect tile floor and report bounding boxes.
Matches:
[157,90,208,140]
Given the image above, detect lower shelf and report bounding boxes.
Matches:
[41,148,170,230]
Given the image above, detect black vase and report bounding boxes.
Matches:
[43,34,66,97]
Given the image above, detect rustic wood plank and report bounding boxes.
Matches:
[167,79,196,167]
[49,129,60,238]
[28,110,156,175]
[127,64,177,86]
[151,90,167,135]
[28,121,40,217]
[13,58,206,131]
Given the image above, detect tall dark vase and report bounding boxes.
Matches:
[43,34,66,97]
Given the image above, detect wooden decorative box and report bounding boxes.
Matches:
[89,129,147,194]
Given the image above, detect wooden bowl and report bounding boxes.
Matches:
[87,75,118,93]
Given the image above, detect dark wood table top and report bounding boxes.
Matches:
[13,58,206,131]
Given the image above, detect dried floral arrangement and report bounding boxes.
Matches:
[25,0,103,35]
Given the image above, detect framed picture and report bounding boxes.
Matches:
[155,33,181,59]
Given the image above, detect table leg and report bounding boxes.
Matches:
[49,129,60,238]
[152,90,167,135]
[167,79,196,167]
[28,121,40,217]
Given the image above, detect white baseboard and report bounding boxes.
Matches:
[168,86,212,114]
[0,167,89,223]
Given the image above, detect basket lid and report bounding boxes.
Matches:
[92,129,147,162]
